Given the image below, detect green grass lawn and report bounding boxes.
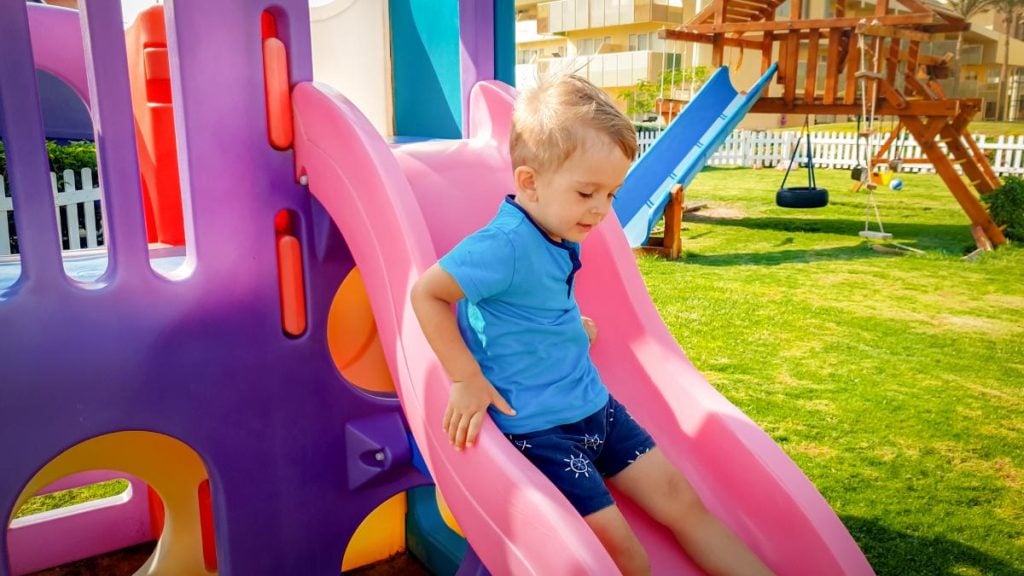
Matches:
[779,120,1024,138]
[641,167,1023,575]
[11,168,1021,575]
[14,480,128,519]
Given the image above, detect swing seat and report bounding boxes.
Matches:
[859,230,893,240]
[776,186,829,209]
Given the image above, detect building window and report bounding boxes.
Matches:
[517,48,544,65]
[627,33,650,51]
[578,37,611,56]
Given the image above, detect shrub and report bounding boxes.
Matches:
[984,176,1024,242]
[46,140,98,176]
[0,140,97,188]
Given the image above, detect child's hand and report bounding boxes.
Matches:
[582,316,597,344]
[444,374,516,450]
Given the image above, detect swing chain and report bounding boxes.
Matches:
[779,118,817,190]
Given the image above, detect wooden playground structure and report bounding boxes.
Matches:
[665,0,1008,249]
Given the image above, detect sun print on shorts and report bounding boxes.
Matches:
[582,433,603,450]
[564,452,592,478]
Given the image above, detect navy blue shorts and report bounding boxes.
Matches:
[504,395,657,517]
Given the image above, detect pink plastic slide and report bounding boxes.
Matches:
[291,79,875,575]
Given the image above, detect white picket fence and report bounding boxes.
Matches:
[636,129,1024,176]
[0,168,103,256]
[4,132,1024,254]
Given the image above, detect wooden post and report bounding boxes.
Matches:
[636,185,685,259]
[664,185,685,260]
[713,0,727,67]
[971,225,994,252]
[804,29,820,102]
[761,9,775,74]
[784,33,799,103]
[843,32,860,104]
[886,37,901,86]
[824,29,841,104]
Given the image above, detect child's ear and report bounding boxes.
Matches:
[514,166,538,201]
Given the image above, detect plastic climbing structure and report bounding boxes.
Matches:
[667,0,1008,249]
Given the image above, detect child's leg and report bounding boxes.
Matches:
[609,448,774,576]
[504,405,653,576]
[583,504,651,576]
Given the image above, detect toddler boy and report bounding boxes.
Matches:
[411,75,772,576]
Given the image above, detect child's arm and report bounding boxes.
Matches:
[411,264,516,450]
[581,316,597,345]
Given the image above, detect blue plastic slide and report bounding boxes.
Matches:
[614,64,778,247]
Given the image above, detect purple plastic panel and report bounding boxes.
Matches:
[79,0,148,277]
[1,1,426,574]
[0,0,64,286]
[458,0,495,136]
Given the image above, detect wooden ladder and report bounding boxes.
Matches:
[894,77,1006,248]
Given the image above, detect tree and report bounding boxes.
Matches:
[992,0,1024,119]
[945,0,993,97]
[618,79,660,120]
[659,66,711,98]
[618,67,712,121]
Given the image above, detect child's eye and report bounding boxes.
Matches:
[609,193,617,201]
[577,191,593,199]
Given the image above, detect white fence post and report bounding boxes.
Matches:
[1,177,11,256]
[631,127,1024,178]
[1,168,103,256]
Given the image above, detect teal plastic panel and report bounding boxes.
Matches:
[389,0,462,138]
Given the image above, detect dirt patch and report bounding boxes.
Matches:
[29,542,153,576]
[993,458,1022,490]
[28,544,429,576]
[687,205,746,220]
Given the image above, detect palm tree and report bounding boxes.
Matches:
[945,0,994,97]
[992,0,1024,119]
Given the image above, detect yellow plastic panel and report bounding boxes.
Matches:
[341,492,407,571]
[11,431,214,576]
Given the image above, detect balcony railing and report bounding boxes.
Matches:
[538,0,684,34]
[921,41,983,67]
[536,50,681,88]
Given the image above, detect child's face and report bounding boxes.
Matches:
[517,130,631,243]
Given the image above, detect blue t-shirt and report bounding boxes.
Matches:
[438,196,609,434]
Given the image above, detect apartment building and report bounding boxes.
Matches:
[515,0,1024,124]
[942,8,1024,119]
[516,0,798,128]
[514,3,687,101]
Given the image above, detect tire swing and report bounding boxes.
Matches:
[776,118,829,209]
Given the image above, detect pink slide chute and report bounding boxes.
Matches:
[291,79,874,575]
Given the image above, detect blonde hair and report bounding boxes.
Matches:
[510,74,637,173]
